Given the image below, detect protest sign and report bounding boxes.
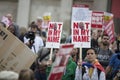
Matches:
[46,22,63,48]
[48,44,74,80]
[72,21,91,48]
[0,26,37,72]
[103,12,115,43]
[72,4,91,22]
[91,11,104,29]
[72,4,91,63]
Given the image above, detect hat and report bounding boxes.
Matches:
[0,70,18,80]
[37,16,43,20]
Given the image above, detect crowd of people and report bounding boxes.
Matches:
[0,13,120,80]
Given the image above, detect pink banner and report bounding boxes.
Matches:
[103,18,115,43]
[48,44,74,80]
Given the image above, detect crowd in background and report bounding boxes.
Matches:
[0,13,120,80]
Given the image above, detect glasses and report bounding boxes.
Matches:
[87,53,94,55]
[103,38,109,40]
[98,30,102,32]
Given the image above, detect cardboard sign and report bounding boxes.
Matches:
[48,44,74,80]
[46,22,63,48]
[72,21,91,48]
[0,26,37,72]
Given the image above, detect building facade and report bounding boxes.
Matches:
[1,0,119,34]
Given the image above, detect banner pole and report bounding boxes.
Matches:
[79,48,82,63]
[79,47,82,80]
[49,48,53,60]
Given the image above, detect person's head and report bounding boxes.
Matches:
[101,33,110,46]
[92,29,98,39]
[36,17,43,25]
[6,13,13,22]
[71,48,79,57]
[30,24,38,33]
[0,70,18,80]
[78,22,84,30]
[85,48,97,63]
[0,22,6,28]
[18,69,34,80]
[7,24,15,35]
[97,29,102,37]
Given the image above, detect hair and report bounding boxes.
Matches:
[18,69,34,80]
[0,70,18,80]
[86,48,97,55]
[101,33,109,39]
[30,24,38,29]
[0,22,6,28]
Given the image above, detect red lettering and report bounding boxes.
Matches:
[85,23,89,29]
[86,30,89,35]
[73,22,78,28]
[73,29,79,35]
[73,35,90,42]
[58,23,62,29]
[47,36,60,42]
[49,23,54,29]
[48,30,52,35]
[53,30,61,36]
[73,36,78,42]
[81,30,86,35]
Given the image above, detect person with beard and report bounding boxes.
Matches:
[96,34,113,69]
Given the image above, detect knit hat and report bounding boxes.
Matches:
[0,70,18,80]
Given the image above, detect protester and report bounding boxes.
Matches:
[24,23,44,53]
[18,69,35,80]
[0,22,6,28]
[6,13,20,37]
[91,29,99,49]
[117,33,120,52]
[36,17,47,46]
[46,48,59,78]
[34,47,50,80]
[46,48,77,80]
[71,48,79,63]
[0,70,18,80]
[96,33,113,68]
[105,52,120,80]
[7,24,15,34]
[62,56,77,80]
[75,48,105,80]
[19,27,27,42]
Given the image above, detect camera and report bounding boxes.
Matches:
[25,31,35,41]
[25,31,35,48]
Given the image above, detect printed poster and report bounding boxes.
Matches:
[46,22,63,48]
[72,21,91,48]
[91,11,104,29]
